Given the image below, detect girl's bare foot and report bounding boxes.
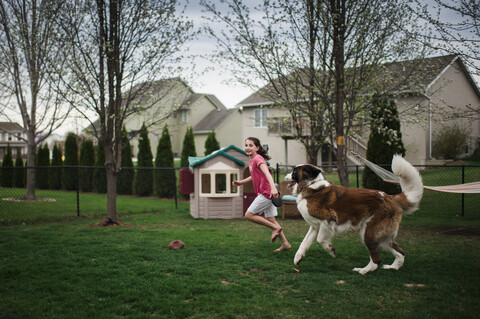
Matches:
[271,227,282,242]
[274,243,291,252]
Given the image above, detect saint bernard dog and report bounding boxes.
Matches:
[285,155,423,275]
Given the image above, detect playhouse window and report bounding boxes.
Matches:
[200,170,239,197]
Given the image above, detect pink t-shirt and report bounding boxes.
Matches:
[249,154,271,198]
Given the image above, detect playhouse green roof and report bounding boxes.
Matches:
[188,145,246,167]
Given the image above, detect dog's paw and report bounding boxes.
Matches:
[353,262,378,275]
[382,263,402,270]
[353,267,367,275]
[294,254,304,265]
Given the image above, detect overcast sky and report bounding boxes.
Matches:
[179,1,256,109]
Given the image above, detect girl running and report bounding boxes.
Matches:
[233,137,291,251]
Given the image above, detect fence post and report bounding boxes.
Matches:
[356,165,359,188]
[174,168,178,210]
[76,166,80,217]
[461,165,465,217]
[276,163,279,184]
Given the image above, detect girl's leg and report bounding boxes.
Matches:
[266,216,291,251]
[245,212,282,242]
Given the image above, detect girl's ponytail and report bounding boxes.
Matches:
[246,137,271,161]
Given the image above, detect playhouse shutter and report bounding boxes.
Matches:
[180,169,194,195]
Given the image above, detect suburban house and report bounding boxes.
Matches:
[235,55,480,166]
[87,78,242,161]
[84,55,479,168]
[0,122,27,160]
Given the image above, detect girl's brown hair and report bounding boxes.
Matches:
[246,137,271,160]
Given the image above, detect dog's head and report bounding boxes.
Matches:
[285,164,327,193]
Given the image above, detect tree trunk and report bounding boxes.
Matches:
[24,130,36,200]
[307,141,321,165]
[106,164,118,222]
[332,0,349,187]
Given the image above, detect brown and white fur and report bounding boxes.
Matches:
[285,155,423,275]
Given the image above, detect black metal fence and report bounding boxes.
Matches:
[0,166,188,226]
[1,163,479,226]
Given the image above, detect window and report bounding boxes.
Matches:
[268,117,293,134]
[254,108,268,127]
[174,110,189,123]
[180,110,189,124]
[200,170,239,197]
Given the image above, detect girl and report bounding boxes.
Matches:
[233,137,291,252]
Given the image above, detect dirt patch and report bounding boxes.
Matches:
[91,218,132,227]
[2,197,56,202]
[434,227,480,237]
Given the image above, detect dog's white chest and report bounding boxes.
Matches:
[296,194,323,227]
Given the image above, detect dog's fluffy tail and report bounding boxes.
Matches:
[392,155,423,214]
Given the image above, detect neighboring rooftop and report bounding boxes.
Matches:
[0,122,25,131]
[236,55,479,107]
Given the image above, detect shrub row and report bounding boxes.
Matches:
[1,126,221,198]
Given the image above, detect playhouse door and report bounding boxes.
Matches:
[243,192,256,215]
[241,167,256,215]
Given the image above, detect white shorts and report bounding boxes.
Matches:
[247,194,278,218]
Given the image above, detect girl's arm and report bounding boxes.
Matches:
[259,163,278,198]
[232,176,252,187]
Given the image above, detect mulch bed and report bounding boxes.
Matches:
[2,198,56,202]
[91,218,132,227]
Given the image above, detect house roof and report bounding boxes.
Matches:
[236,55,478,107]
[126,77,194,105]
[193,97,238,133]
[85,77,195,133]
[0,122,25,131]
[375,54,457,94]
[188,145,246,167]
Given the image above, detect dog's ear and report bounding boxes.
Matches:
[303,165,323,180]
[291,167,299,182]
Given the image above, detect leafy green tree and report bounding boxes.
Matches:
[204,130,220,156]
[363,96,406,194]
[181,126,196,167]
[93,142,107,193]
[155,125,175,198]
[1,144,14,187]
[117,127,134,195]
[49,144,63,190]
[63,132,78,191]
[79,139,95,192]
[36,144,50,189]
[14,151,24,188]
[134,124,153,196]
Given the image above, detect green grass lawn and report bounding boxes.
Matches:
[0,188,182,225]
[1,206,479,319]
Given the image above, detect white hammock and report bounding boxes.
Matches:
[350,151,480,194]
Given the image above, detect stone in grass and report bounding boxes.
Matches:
[168,240,185,250]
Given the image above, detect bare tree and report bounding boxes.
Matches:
[410,0,480,77]
[202,0,422,186]
[58,0,194,222]
[0,0,73,200]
